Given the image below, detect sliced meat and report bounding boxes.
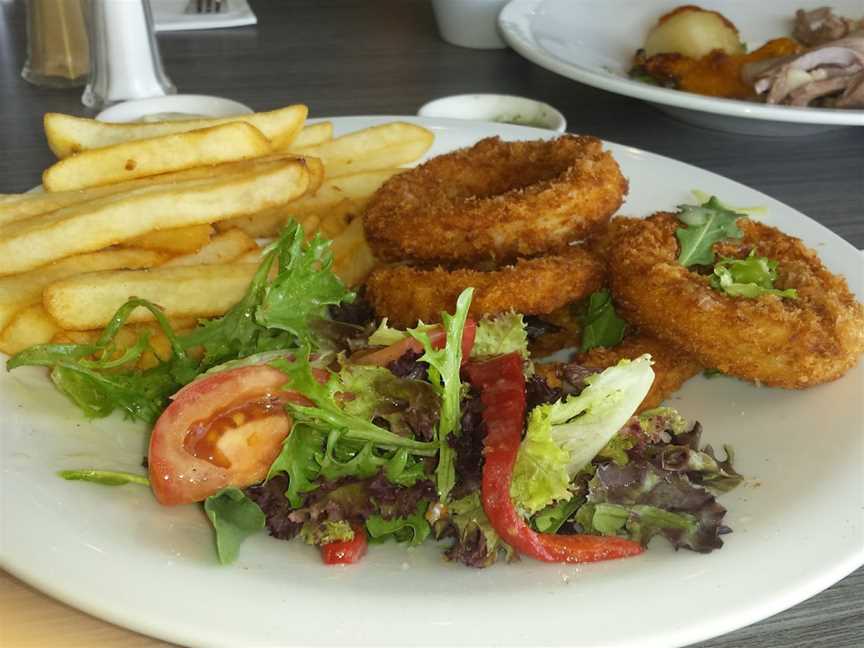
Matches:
[744,31,864,107]
[793,8,862,47]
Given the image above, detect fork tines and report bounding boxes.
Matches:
[185,0,225,14]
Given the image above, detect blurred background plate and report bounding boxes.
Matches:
[151,0,257,32]
[499,0,864,135]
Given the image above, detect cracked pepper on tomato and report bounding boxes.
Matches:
[9,220,742,567]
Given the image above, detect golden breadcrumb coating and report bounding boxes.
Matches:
[607,213,864,388]
[366,247,606,328]
[363,136,627,265]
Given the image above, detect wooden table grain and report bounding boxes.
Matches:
[1,2,862,647]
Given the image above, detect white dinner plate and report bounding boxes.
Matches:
[1,116,862,648]
[499,0,864,135]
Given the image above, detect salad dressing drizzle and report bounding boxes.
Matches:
[183,395,285,468]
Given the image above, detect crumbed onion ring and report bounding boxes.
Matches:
[608,213,864,388]
[363,136,628,265]
[365,246,606,328]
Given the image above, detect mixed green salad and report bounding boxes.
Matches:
[8,222,742,567]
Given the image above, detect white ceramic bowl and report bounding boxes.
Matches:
[95,94,252,123]
[431,0,510,49]
[418,93,566,131]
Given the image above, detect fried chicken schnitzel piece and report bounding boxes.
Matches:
[363,136,627,265]
[365,246,605,328]
[608,213,864,388]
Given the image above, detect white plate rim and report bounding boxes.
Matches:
[1,115,862,648]
[498,0,864,127]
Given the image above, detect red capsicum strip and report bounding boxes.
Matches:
[463,353,644,564]
[320,526,368,565]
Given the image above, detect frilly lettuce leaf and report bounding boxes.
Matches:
[316,430,426,487]
[367,319,435,347]
[443,492,514,567]
[365,502,431,546]
[8,298,194,422]
[338,364,440,439]
[471,313,529,359]
[547,355,655,476]
[266,423,323,507]
[338,365,394,420]
[595,431,636,466]
[639,406,689,437]
[510,405,573,516]
[255,225,353,342]
[204,487,266,565]
[579,461,731,552]
[184,221,351,366]
[509,356,654,515]
[299,519,354,545]
[532,498,582,533]
[709,251,798,299]
[407,288,474,501]
[577,502,713,551]
[272,351,438,455]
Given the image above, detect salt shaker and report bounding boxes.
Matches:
[82,0,176,110]
[21,0,90,88]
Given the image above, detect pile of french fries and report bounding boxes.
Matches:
[0,105,434,357]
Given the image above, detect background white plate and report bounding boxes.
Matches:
[499,0,864,135]
[1,117,862,648]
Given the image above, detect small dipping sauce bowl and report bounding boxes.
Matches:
[96,94,252,122]
[418,94,566,132]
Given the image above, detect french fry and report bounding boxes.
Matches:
[51,318,198,369]
[52,329,98,345]
[0,159,310,276]
[164,229,257,267]
[0,248,168,333]
[219,208,322,239]
[45,104,308,158]
[124,224,214,254]
[42,122,273,192]
[317,199,361,239]
[0,305,60,355]
[234,248,265,264]
[284,167,397,216]
[43,263,260,330]
[216,167,398,238]
[0,153,315,228]
[52,317,197,346]
[287,121,333,150]
[330,217,378,287]
[137,323,199,369]
[293,122,433,177]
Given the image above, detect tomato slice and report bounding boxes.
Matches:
[149,364,324,506]
[354,319,477,367]
[320,526,368,565]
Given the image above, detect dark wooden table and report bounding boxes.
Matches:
[1,2,862,647]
